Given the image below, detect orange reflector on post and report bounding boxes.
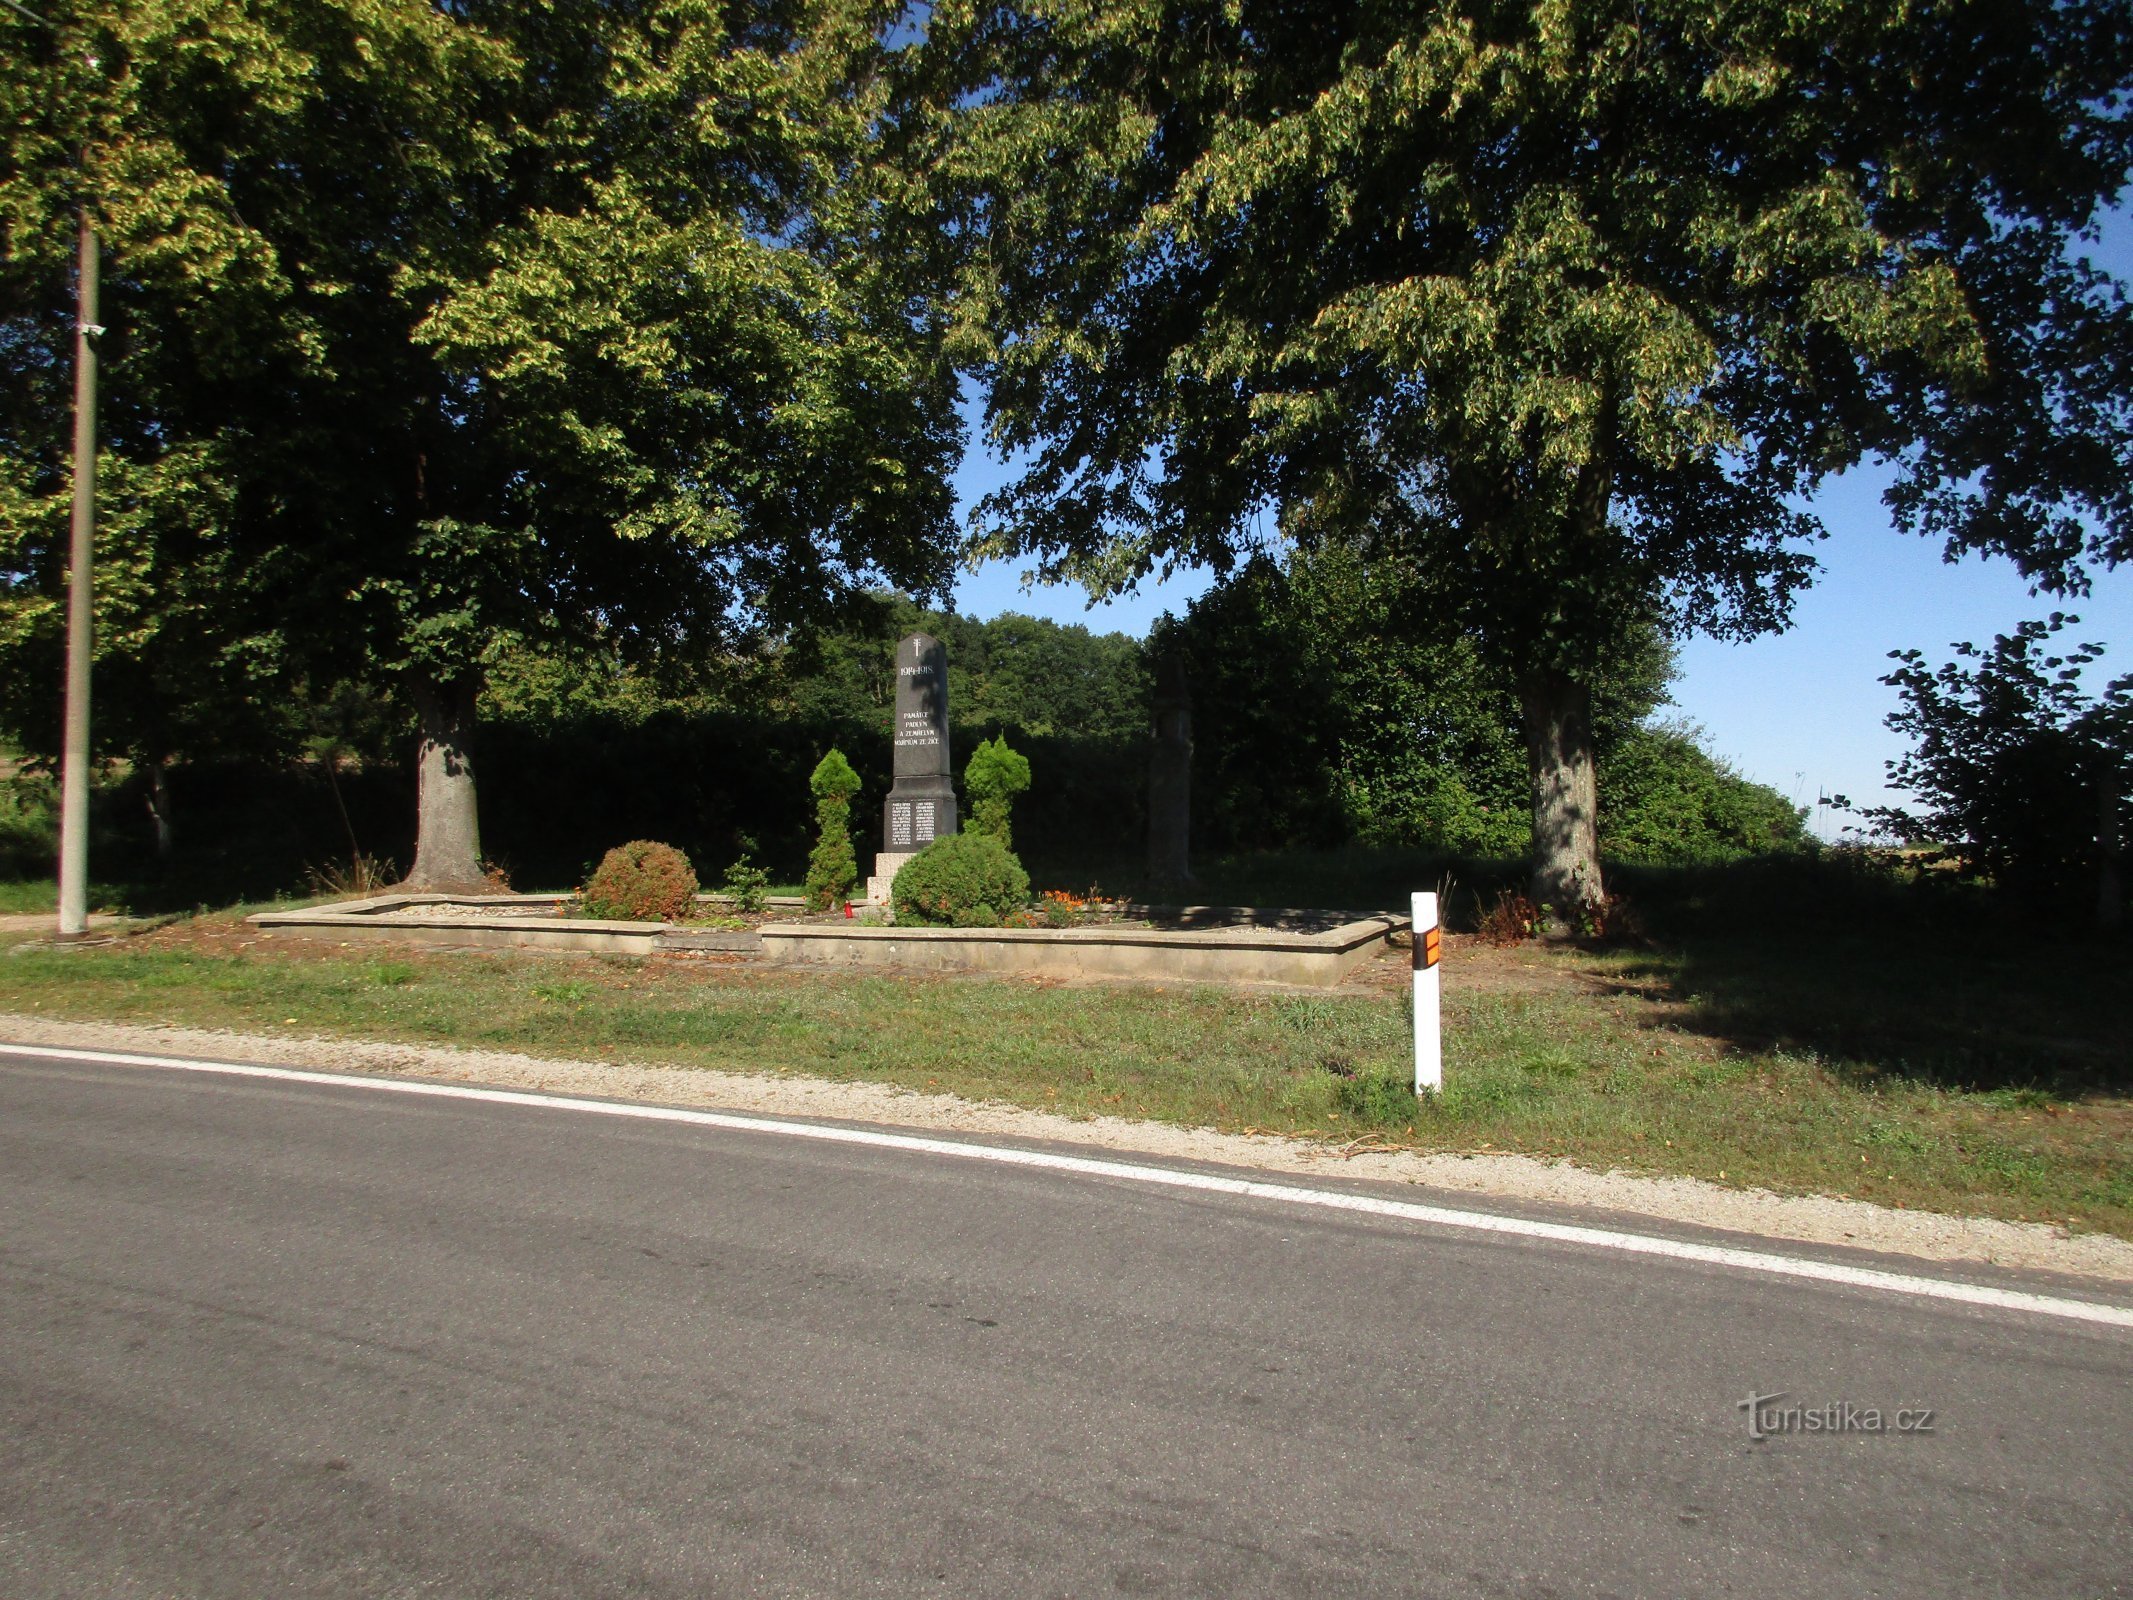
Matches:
[1411,891,1442,1092]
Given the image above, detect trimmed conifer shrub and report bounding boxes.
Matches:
[805,749,863,910]
[964,735,1032,848]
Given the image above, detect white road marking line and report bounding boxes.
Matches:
[8,1038,2132,1330]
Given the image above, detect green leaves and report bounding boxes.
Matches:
[933,0,2133,637]
[963,733,1031,845]
[1,0,961,781]
[1871,617,2130,918]
[923,0,2133,887]
[809,746,863,802]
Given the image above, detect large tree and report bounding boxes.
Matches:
[921,0,2133,923]
[2,0,958,888]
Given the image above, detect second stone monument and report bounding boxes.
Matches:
[867,632,958,903]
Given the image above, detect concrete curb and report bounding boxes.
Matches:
[760,910,1404,986]
[248,895,1407,986]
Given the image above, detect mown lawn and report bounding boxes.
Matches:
[2,889,2127,1240]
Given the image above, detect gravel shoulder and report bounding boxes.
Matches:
[6,1009,2130,1286]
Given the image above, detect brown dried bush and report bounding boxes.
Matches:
[1476,888,1542,946]
[580,840,699,922]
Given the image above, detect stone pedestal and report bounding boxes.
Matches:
[865,851,916,907]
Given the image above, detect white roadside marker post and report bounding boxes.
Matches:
[1411,890,1442,1093]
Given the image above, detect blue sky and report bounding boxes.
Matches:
[954,444,2130,838]
[949,240,2133,836]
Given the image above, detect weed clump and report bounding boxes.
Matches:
[581,840,699,922]
[1332,1062,1417,1124]
[306,853,398,899]
[893,832,1030,928]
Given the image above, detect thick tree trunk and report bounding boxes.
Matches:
[1521,669,1603,936]
[144,758,174,862]
[1146,647,1193,886]
[405,675,485,891]
[1511,384,1618,938]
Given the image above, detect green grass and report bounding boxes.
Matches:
[1609,857,2130,1098]
[0,879,146,916]
[0,880,55,915]
[1,890,2126,1239]
[0,769,57,883]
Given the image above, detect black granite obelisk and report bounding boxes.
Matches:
[882,632,957,850]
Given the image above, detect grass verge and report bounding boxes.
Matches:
[1,899,2127,1240]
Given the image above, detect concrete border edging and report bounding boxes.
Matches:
[759,910,1404,986]
[248,895,668,955]
[247,896,1406,985]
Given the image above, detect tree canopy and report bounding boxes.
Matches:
[769,593,1151,743]
[7,0,2124,907]
[921,0,2133,921]
[1,0,960,885]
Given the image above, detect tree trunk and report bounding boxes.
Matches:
[405,675,485,891]
[1146,647,1193,887]
[321,748,362,865]
[144,758,174,863]
[1521,669,1603,936]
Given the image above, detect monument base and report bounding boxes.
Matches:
[865,851,917,907]
[882,789,957,854]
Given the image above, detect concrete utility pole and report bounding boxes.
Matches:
[57,205,98,939]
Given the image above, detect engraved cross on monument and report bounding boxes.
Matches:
[867,632,958,903]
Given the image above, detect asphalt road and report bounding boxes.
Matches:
[2,1049,2128,1599]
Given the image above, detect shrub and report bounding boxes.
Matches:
[1476,888,1541,945]
[722,851,770,913]
[805,748,863,910]
[1868,618,2130,926]
[1600,719,1811,864]
[892,831,1030,927]
[0,769,57,880]
[964,736,1032,848]
[581,840,698,921]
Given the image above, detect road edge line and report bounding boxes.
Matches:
[7,1038,2131,1331]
